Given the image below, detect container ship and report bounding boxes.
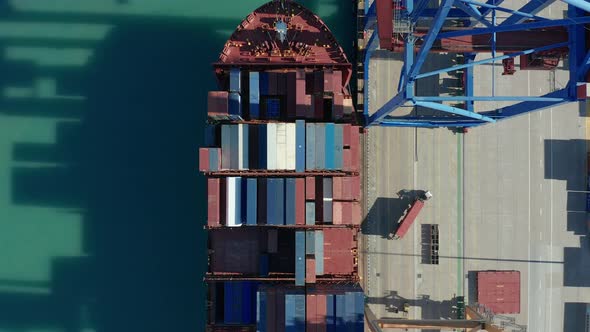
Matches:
[199,1,365,331]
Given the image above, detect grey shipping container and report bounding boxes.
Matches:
[285,178,296,225]
[323,200,333,223]
[267,178,285,225]
[257,291,267,332]
[323,178,333,199]
[246,178,257,225]
[315,230,324,275]
[305,230,315,255]
[221,125,231,169]
[250,72,260,119]
[305,202,315,225]
[239,124,249,170]
[230,125,239,169]
[295,231,305,286]
[305,123,316,170]
[315,123,326,169]
[296,120,306,172]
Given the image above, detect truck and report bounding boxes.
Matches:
[389,190,432,239]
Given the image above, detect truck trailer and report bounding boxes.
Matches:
[389,190,432,239]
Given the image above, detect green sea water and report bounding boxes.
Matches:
[0,1,353,331]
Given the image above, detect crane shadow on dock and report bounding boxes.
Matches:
[366,291,459,320]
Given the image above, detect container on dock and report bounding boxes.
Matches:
[306,177,315,200]
[295,232,305,286]
[229,68,241,92]
[229,92,241,115]
[285,178,296,225]
[249,72,260,119]
[208,91,229,115]
[477,271,520,314]
[305,123,316,170]
[246,178,257,225]
[295,178,305,225]
[295,120,306,172]
[207,178,221,226]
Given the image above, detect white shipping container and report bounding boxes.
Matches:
[226,177,242,227]
[276,123,287,170]
[286,123,296,170]
[267,123,277,169]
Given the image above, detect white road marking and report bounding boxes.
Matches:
[539,232,542,240]
[540,208,543,216]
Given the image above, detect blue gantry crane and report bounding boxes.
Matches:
[362,0,590,128]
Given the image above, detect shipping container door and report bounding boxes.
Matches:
[286,123,296,170]
[295,120,306,172]
[325,123,335,169]
[295,231,305,286]
[247,178,257,225]
[306,123,316,170]
[315,230,324,275]
[250,72,260,119]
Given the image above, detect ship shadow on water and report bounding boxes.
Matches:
[1,9,226,332]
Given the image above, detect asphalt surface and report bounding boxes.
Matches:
[362,2,590,331]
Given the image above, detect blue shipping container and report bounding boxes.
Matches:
[295,231,305,286]
[204,124,216,147]
[230,67,241,92]
[285,178,296,225]
[241,177,248,224]
[294,294,305,331]
[266,99,281,119]
[325,123,335,169]
[260,72,269,96]
[267,178,285,225]
[315,123,326,169]
[353,292,364,331]
[229,92,241,115]
[241,282,254,324]
[250,72,260,119]
[224,282,244,324]
[305,230,315,255]
[305,202,315,225]
[295,120,306,172]
[334,124,343,169]
[327,294,336,332]
[315,230,324,275]
[258,125,267,169]
[306,123,316,170]
[335,294,346,330]
[285,294,295,331]
[257,291,267,332]
[247,178,257,225]
[259,254,269,276]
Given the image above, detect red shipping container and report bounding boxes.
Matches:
[316,295,327,332]
[295,178,306,225]
[351,201,362,225]
[342,124,351,147]
[332,70,342,94]
[306,258,316,284]
[477,271,520,314]
[268,72,277,95]
[296,68,306,80]
[199,148,210,172]
[323,70,333,93]
[286,72,297,119]
[351,176,361,201]
[208,91,229,114]
[207,178,221,226]
[332,201,343,224]
[332,177,343,200]
[306,294,318,332]
[312,95,323,120]
[342,149,352,171]
[306,177,315,200]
